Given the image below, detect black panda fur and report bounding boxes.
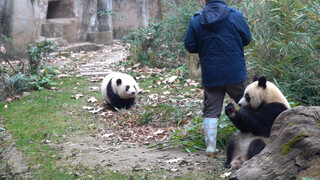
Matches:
[106,78,136,110]
[224,76,290,169]
[225,102,288,137]
[101,72,139,110]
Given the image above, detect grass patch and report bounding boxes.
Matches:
[0,76,109,178]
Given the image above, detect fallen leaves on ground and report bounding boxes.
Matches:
[48,43,203,147]
[71,94,84,99]
[78,63,203,146]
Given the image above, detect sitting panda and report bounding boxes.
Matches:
[101,72,139,110]
[224,76,290,169]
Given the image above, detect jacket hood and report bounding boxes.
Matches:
[200,0,229,32]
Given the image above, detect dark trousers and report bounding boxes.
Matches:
[203,80,247,118]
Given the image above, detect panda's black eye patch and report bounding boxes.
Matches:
[116,79,122,86]
[126,85,130,91]
[245,93,251,102]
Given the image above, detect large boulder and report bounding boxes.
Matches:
[232,106,320,180]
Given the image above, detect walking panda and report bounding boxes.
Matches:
[101,72,139,110]
[224,76,290,169]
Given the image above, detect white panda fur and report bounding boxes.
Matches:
[226,132,269,169]
[224,76,290,169]
[101,72,139,110]
[238,78,290,109]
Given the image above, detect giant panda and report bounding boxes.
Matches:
[224,76,290,169]
[101,72,139,110]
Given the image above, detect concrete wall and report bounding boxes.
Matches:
[73,0,99,41]
[0,0,101,57]
[112,0,146,39]
[4,0,46,57]
[0,0,175,57]
[0,0,8,35]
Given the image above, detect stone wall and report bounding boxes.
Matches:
[73,0,99,41]
[0,0,175,57]
[0,0,8,35]
[3,0,42,57]
[112,0,146,39]
[0,0,102,57]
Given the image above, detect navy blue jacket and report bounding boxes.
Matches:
[184,0,251,86]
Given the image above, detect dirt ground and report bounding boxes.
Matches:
[1,41,229,179]
[57,130,226,178]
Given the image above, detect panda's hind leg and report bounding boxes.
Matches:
[230,155,247,169]
[247,138,266,159]
[225,133,238,168]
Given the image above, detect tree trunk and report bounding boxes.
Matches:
[186,52,201,80]
[157,0,162,20]
[232,106,320,180]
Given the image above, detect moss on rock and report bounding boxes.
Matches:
[281,133,309,155]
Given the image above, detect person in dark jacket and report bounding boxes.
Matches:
[184,0,251,156]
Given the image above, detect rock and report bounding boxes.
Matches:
[88,31,113,45]
[57,42,104,53]
[232,106,320,180]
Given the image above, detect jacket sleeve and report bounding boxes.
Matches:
[232,9,252,46]
[184,17,199,53]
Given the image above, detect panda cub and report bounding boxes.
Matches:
[224,76,290,169]
[101,72,139,110]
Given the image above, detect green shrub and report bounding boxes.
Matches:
[124,0,200,68]
[8,72,30,93]
[98,10,127,21]
[237,0,320,105]
[26,40,57,75]
[1,40,58,97]
[8,66,57,93]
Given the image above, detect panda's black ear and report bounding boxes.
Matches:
[116,79,122,86]
[253,76,260,82]
[258,76,267,89]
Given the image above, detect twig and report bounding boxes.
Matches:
[3,56,18,74]
[15,56,25,74]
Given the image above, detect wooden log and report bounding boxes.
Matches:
[232,106,320,180]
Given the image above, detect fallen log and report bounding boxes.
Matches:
[232,106,320,180]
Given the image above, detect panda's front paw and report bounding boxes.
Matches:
[224,162,231,169]
[225,103,237,118]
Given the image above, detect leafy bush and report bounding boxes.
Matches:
[236,0,320,105]
[98,10,127,21]
[26,40,57,75]
[8,72,30,93]
[0,40,58,99]
[124,0,200,68]
[8,66,57,93]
